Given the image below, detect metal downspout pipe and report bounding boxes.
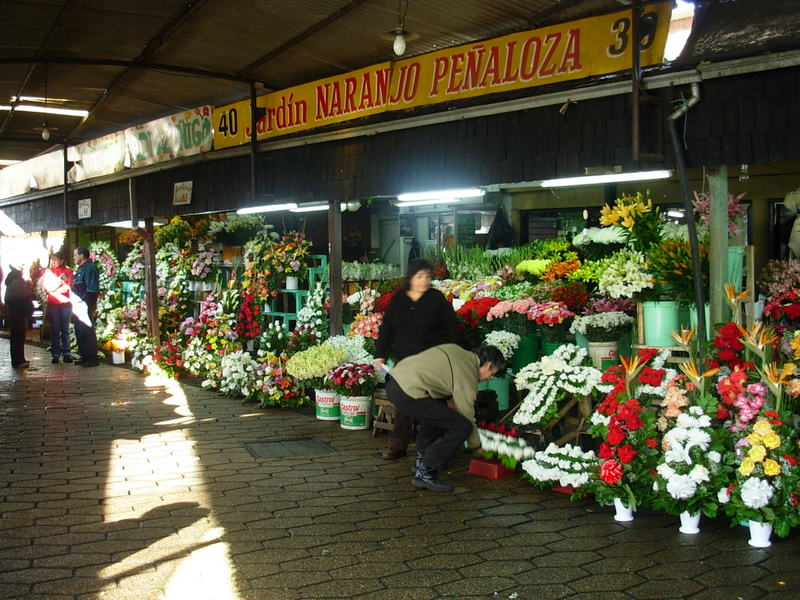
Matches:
[667,82,705,347]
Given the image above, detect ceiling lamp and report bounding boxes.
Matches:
[381,0,418,56]
[397,198,461,208]
[290,203,329,213]
[236,203,298,215]
[540,170,672,188]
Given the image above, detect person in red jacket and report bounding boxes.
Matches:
[42,250,74,363]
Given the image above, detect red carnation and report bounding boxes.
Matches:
[598,443,614,459]
[645,438,657,449]
[617,445,637,464]
[784,454,798,467]
[599,459,623,485]
[607,425,626,446]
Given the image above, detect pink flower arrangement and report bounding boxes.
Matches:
[730,382,767,433]
[486,299,536,321]
[584,296,635,316]
[351,312,383,339]
[527,301,575,326]
[693,191,746,236]
[324,362,377,397]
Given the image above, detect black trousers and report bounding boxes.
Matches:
[385,378,472,471]
[9,314,27,366]
[73,313,97,361]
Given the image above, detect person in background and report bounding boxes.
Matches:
[386,344,505,491]
[4,265,34,369]
[71,247,99,367]
[374,259,461,460]
[42,251,74,364]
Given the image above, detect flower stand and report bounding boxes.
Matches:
[747,520,772,548]
[641,301,680,347]
[314,389,340,421]
[679,511,701,534]
[613,498,634,522]
[543,394,593,446]
[339,395,371,430]
[587,340,618,370]
[467,457,514,479]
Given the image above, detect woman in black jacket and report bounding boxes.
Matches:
[374,259,461,459]
[4,266,34,368]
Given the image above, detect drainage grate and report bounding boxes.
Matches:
[243,437,335,459]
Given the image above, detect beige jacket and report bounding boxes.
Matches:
[390,344,481,448]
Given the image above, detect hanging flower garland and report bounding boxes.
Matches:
[88,240,119,293]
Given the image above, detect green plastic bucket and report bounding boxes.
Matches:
[314,389,340,421]
[642,301,680,347]
[511,334,540,373]
[339,396,371,430]
[541,340,565,356]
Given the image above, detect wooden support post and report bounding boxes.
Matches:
[328,200,343,335]
[708,166,729,325]
[141,216,161,344]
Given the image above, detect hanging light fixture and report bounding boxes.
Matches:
[381,0,418,56]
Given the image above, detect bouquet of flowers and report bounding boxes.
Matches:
[522,443,598,489]
[286,344,345,389]
[652,376,731,519]
[434,277,503,301]
[527,301,575,342]
[297,278,329,339]
[486,299,535,337]
[514,259,551,279]
[551,281,592,314]
[151,336,184,377]
[513,344,601,426]
[719,415,800,537]
[600,191,663,252]
[253,353,307,408]
[584,352,664,510]
[764,289,800,323]
[483,330,520,361]
[477,422,536,468]
[259,320,290,357]
[542,258,581,281]
[350,312,382,341]
[284,325,321,356]
[272,231,311,279]
[693,190,746,237]
[209,214,270,246]
[324,362,377,397]
[570,311,634,342]
[596,249,654,299]
[203,350,259,397]
[583,296,635,316]
[492,282,536,301]
[89,241,119,293]
[190,240,218,281]
[758,259,800,299]
[236,291,262,340]
[324,335,374,365]
[154,216,191,249]
[120,241,145,281]
[572,227,627,261]
[647,240,709,306]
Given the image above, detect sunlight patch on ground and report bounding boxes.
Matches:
[99,372,240,599]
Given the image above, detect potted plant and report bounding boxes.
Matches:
[324,362,377,430]
[486,299,538,371]
[286,345,345,420]
[272,231,312,289]
[570,311,635,368]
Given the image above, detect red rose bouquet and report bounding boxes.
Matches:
[324,362,377,397]
[583,352,661,511]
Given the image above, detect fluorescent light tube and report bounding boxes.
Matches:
[397,188,484,202]
[540,170,672,187]
[397,198,461,208]
[237,203,298,214]
[104,219,167,228]
[667,210,685,218]
[0,159,20,166]
[290,204,329,213]
[0,104,89,117]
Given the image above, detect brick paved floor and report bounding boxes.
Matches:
[1,339,800,600]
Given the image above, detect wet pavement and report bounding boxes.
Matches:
[1,339,799,600]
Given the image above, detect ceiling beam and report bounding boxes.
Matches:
[527,0,592,27]
[69,0,212,143]
[0,0,76,138]
[236,0,371,77]
[0,57,269,86]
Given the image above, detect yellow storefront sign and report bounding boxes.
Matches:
[214,2,672,149]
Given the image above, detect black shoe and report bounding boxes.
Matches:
[411,451,424,474]
[62,355,74,363]
[82,360,100,367]
[412,464,454,492]
[74,358,86,366]
[51,357,59,364]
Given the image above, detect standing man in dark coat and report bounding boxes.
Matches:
[4,265,34,368]
[71,247,99,367]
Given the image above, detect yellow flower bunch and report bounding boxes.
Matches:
[739,419,783,477]
[600,192,653,229]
